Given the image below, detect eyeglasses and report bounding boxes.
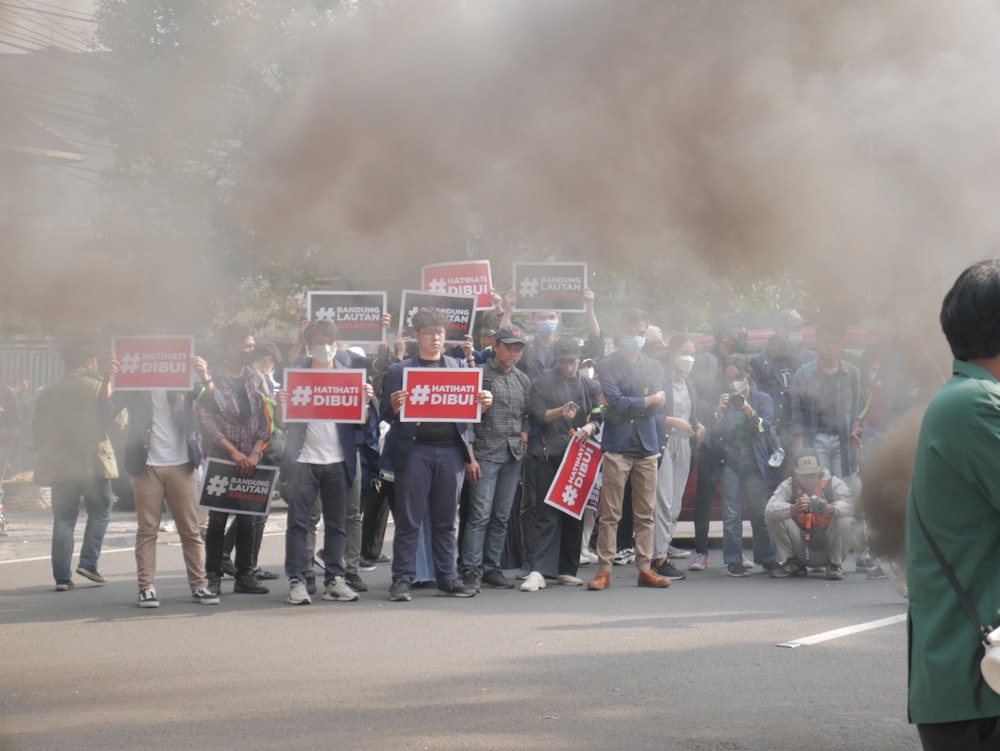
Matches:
[418,329,446,339]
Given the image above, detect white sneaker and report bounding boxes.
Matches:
[191,586,220,605]
[556,574,583,586]
[138,588,159,608]
[287,579,312,605]
[322,575,360,602]
[667,545,691,559]
[520,571,546,592]
[742,556,755,569]
[583,550,599,564]
[688,552,708,571]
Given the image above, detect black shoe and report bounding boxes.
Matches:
[220,558,236,578]
[389,580,411,602]
[252,567,279,581]
[653,560,686,581]
[233,573,269,594]
[206,572,222,596]
[462,569,482,593]
[761,560,780,573]
[726,563,750,578]
[437,578,477,597]
[305,572,317,595]
[481,569,514,589]
[345,572,368,592]
[769,560,807,578]
[826,563,846,581]
[75,566,105,584]
[358,559,378,572]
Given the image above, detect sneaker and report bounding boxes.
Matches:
[769,560,807,578]
[389,579,411,602]
[192,587,220,605]
[855,556,880,573]
[825,563,846,581]
[233,573,269,594]
[761,560,780,573]
[374,554,392,563]
[726,563,750,577]
[138,588,159,608]
[865,564,887,580]
[556,574,584,586]
[437,578,477,597]
[305,572,317,595]
[481,569,515,589]
[54,581,74,591]
[358,560,377,572]
[206,572,221,596]
[579,550,598,566]
[613,547,635,566]
[75,566,105,584]
[462,569,482,593]
[322,575,359,602]
[653,560,686,581]
[252,567,279,581]
[516,565,532,580]
[220,557,236,578]
[741,557,754,570]
[345,572,368,592]
[688,552,708,571]
[667,545,691,559]
[520,571,546,592]
[287,579,312,605]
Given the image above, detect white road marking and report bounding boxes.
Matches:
[777,613,907,648]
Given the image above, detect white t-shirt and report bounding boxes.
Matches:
[147,390,190,466]
[297,421,346,465]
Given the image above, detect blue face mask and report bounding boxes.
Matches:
[535,320,558,337]
[787,333,803,348]
[620,335,645,352]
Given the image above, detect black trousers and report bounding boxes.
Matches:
[918,717,1000,750]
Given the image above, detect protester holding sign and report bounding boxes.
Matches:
[277,320,373,606]
[380,308,492,602]
[521,337,603,593]
[194,324,274,597]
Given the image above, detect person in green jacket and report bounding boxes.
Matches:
[908,259,1000,748]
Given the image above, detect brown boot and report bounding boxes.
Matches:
[587,570,611,591]
[637,569,671,588]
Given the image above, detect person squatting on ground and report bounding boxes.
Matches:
[33,338,122,591]
[588,308,671,591]
[194,323,273,597]
[380,308,493,602]
[277,320,373,606]
[764,447,855,581]
[907,259,1000,749]
[120,355,219,608]
[461,327,531,592]
[520,336,604,593]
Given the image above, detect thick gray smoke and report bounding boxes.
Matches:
[5,1,1000,333]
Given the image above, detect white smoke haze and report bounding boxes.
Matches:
[5,0,1000,340]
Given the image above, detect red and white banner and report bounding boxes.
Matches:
[543,438,604,520]
[282,368,367,423]
[112,336,194,391]
[421,260,494,310]
[400,367,482,423]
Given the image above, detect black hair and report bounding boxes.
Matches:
[618,308,648,331]
[62,338,102,369]
[411,308,448,332]
[712,313,743,341]
[941,259,1000,361]
[723,354,753,384]
[815,320,846,340]
[304,320,338,343]
[219,323,256,350]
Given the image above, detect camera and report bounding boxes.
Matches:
[808,496,827,515]
[728,393,745,409]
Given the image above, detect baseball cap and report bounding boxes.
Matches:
[778,309,806,330]
[553,336,582,360]
[792,448,822,476]
[496,327,527,345]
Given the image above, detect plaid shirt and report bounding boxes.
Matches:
[471,358,530,463]
[194,367,273,458]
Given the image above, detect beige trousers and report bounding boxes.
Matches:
[596,452,659,572]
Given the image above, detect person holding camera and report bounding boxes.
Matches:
[764,448,855,580]
[709,355,779,577]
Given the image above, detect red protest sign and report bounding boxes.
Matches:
[543,438,603,520]
[283,369,367,423]
[400,367,482,423]
[112,336,194,390]
[422,260,494,310]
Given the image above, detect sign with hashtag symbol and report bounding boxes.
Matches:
[397,290,478,344]
[421,260,494,310]
[400,367,483,423]
[282,369,368,423]
[512,262,588,313]
[111,336,195,391]
[306,291,388,345]
[198,458,279,516]
[543,437,603,520]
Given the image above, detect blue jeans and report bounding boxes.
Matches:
[284,461,350,584]
[461,456,523,574]
[50,478,113,583]
[719,448,775,566]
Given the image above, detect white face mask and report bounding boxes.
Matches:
[579,366,594,380]
[674,355,695,374]
[730,378,748,394]
[312,344,336,363]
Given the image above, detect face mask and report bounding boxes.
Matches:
[620,335,645,352]
[674,355,695,374]
[535,320,558,337]
[787,333,803,348]
[579,367,594,380]
[312,344,336,363]
[730,378,748,393]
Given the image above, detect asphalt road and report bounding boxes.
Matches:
[1,508,920,751]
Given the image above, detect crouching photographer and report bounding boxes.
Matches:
[764,448,855,580]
